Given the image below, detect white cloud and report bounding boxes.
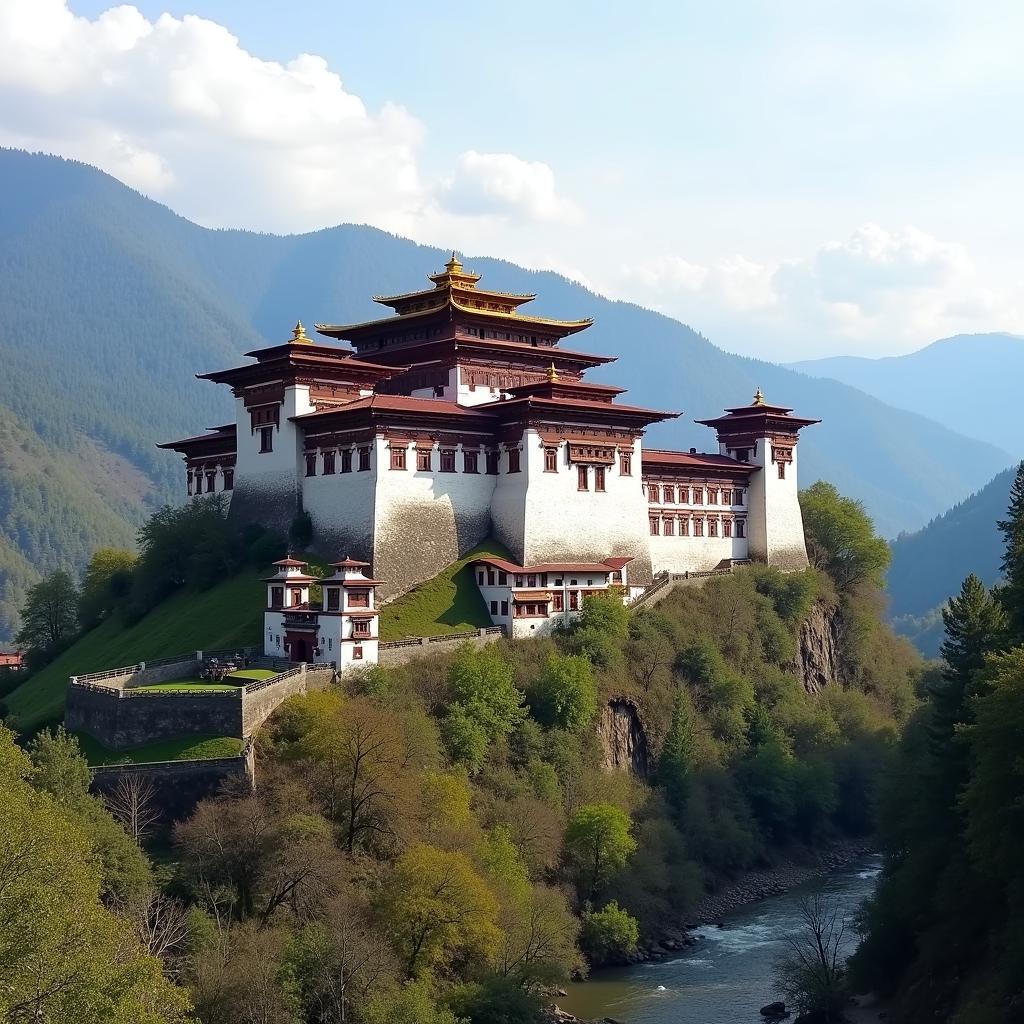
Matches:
[0,0,579,238]
[616,224,1024,358]
[439,150,580,224]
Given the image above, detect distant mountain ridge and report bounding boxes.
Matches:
[0,148,1012,638]
[790,333,1024,453]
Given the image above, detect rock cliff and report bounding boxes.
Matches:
[598,698,649,776]
[792,600,844,693]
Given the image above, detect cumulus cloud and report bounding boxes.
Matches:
[0,0,578,237]
[439,150,580,224]
[618,224,1024,358]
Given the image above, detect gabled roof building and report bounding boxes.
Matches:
[161,257,818,628]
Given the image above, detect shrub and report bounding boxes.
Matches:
[580,901,639,965]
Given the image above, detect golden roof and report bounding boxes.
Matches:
[752,387,765,406]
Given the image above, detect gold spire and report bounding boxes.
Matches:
[546,362,559,383]
[752,386,765,406]
[291,320,311,344]
[445,251,463,274]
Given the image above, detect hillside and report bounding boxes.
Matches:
[0,149,1011,638]
[790,333,1024,453]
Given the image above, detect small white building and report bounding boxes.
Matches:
[471,555,635,638]
[264,556,381,669]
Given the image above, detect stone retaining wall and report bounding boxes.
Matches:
[378,627,505,666]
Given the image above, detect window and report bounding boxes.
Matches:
[358,447,371,471]
[570,579,578,586]
[663,485,675,503]
[206,470,216,492]
[498,571,507,585]
[708,488,718,504]
[693,487,704,504]
[259,426,273,453]
[507,448,521,473]
[353,646,363,660]
[553,593,564,612]
[595,466,606,492]
[487,568,495,586]
[326,588,340,612]
[464,450,479,474]
[527,574,537,588]
[694,517,704,537]
[778,461,786,479]
[353,620,371,638]
[440,448,456,473]
[417,448,432,471]
[291,588,303,606]
[679,516,689,536]
[544,447,558,472]
[709,517,718,537]
[223,468,234,490]
[650,516,660,535]
[187,471,194,496]
[486,450,500,475]
[271,586,284,608]
[647,483,660,502]
[477,570,484,585]
[540,573,548,587]
[569,590,579,611]
[305,453,317,477]
[490,600,498,614]
[500,600,509,616]
[723,518,733,538]
[554,577,563,586]
[577,465,589,491]
[620,451,632,475]
[735,489,744,506]
[341,449,353,473]
[664,517,675,536]
[348,589,370,609]
[736,519,745,538]
[515,575,524,587]
[323,450,336,475]
[390,446,407,470]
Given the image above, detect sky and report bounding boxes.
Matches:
[1,0,1022,360]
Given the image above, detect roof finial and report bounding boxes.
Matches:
[445,251,463,274]
[752,386,765,406]
[546,362,559,383]
[291,320,310,343]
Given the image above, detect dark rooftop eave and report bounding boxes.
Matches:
[487,394,679,425]
[696,411,821,431]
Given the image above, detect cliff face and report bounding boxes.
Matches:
[793,600,844,693]
[598,698,649,777]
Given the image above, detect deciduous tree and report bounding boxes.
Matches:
[564,803,637,900]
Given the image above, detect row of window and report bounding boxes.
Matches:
[477,569,604,588]
[649,516,746,538]
[269,587,371,609]
[188,467,234,495]
[646,484,744,505]
[305,448,373,476]
[269,633,368,654]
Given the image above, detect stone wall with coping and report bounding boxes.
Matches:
[89,738,256,823]
[378,627,505,667]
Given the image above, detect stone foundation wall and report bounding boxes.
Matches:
[379,628,505,667]
[90,739,256,823]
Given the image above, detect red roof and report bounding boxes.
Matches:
[487,394,678,421]
[293,394,495,422]
[641,448,757,474]
[272,557,308,567]
[472,555,632,575]
[330,556,370,568]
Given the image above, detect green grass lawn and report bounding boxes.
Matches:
[226,668,276,681]
[379,539,512,641]
[130,681,241,693]
[6,568,267,735]
[72,732,244,766]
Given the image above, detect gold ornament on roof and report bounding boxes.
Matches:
[291,320,311,344]
[752,387,765,406]
[546,362,559,383]
[445,252,463,274]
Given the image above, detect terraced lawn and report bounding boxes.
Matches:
[72,732,244,766]
[130,680,241,693]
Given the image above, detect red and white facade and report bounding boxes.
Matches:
[264,556,381,668]
[162,257,819,619]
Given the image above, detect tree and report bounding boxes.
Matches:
[774,895,849,1022]
[579,901,639,965]
[375,843,502,979]
[78,547,137,629]
[14,569,80,664]
[564,803,637,900]
[799,481,890,593]
[443,645,525,771]
[0,726,194,1023]
[528,653,598,731]
[625,611,676,693]
[362,980,463,1024]
[658,689,695,810]
[996,461,1024,639]
[449,974,543,1024]
[562,591,629,669]
[103,773,162,843]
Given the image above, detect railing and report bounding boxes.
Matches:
[242,664,304,694]
[379,625,506,652]
[633,565,737,607]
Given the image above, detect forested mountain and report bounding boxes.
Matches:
[790,333,1024,452]
[0,149,1011,639]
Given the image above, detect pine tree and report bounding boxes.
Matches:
[658,690,694,811]
[996,461,1024,640]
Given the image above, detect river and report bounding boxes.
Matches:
[558,856,882,1024]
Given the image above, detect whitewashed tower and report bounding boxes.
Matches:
[697,391,819,570]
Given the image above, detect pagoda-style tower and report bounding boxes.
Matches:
[697,390,819,569]
[315,254,615,406]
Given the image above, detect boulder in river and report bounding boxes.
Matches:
[760,1001,790,1019]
